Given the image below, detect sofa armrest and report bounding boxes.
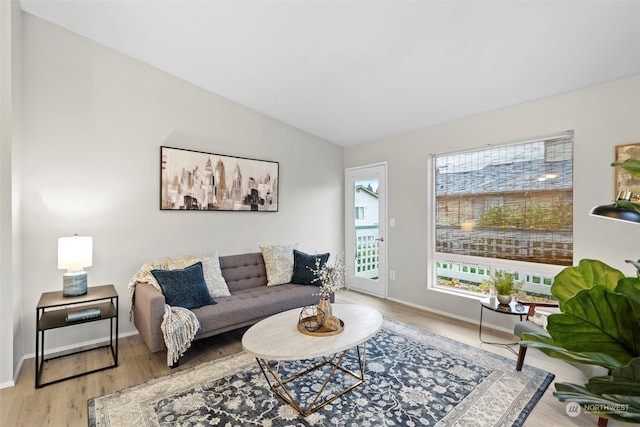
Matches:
[133,282,166,353]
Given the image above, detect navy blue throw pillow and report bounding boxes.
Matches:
[291,250,330,285]
[151,262,215,309]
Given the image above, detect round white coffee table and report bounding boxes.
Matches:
[242,303,383,416]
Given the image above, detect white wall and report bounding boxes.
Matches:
[345,74,640,329]
[11,12,344,377]
[0,0,15,387]
[0,0,24,388]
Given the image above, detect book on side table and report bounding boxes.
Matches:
[66,307,101,322]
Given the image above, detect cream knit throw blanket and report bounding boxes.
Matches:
[128,260,200,366]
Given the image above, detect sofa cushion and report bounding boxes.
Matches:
[260,244,297,286]
[165,253,231,298]
[219,252,268,292]
[151,262,215,309]
[291,250,329,285]
[192,284,321,338]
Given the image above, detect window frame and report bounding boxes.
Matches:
[426,132,574,301]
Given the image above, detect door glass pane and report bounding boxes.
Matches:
[354,179,379,281]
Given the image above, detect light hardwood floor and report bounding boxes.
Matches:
[0,291,627,427]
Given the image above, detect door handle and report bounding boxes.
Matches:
[376,237,384,242]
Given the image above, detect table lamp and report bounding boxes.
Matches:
[58,235,93,296]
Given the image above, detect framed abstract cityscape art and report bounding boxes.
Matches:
[160,146,279,211]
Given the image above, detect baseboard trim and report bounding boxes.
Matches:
[23,329,139,360]
[4,330,140,389]
[0,381,16,389]
[0,355,22,389]
[385,295,515,335]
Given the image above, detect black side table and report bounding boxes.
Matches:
[35,284,119,388]
[478,298,526,354]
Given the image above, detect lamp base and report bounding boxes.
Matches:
[63,271,88,296]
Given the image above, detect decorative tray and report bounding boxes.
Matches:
[297,317,344,337]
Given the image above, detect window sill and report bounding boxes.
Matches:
[428,285,488,301]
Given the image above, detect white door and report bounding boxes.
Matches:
[345,163,387,297]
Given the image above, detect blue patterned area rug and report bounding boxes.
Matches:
[88,318,554,426]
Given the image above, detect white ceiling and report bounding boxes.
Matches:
[19,1,640,146]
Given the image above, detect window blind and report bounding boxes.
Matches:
[434,132,573,266]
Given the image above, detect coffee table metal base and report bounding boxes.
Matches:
[256,343,367,417]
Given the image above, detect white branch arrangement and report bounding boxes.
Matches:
[309,252,348,299]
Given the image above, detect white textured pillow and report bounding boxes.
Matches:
[165,253,231,298]
[260,244,297,286]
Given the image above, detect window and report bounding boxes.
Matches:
[429,132,574,301]
[355,206,365,220]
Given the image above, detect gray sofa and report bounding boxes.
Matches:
[133,252,325,354]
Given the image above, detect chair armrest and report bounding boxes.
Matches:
[133,282,166,353]
[514,319,547,338]
[518,301,559,318]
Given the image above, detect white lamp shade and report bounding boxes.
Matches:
[58,236,93,270]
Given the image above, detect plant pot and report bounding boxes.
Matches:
[497,294,512,305]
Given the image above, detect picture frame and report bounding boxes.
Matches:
[160,146,279,211]
[614,142,640,199]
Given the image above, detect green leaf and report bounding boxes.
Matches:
[554,383,640,423]
[551,259,624,309]
[587,358,640,396]
[546,285,640,364]
[615,276,640,319]
[614,200,640,213]
[521,333,623,371]
[612,159,640,178]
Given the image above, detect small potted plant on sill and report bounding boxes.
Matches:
[483,270,524,305]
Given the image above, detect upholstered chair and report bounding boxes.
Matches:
[513,303,550,371]
[513,305,548,371]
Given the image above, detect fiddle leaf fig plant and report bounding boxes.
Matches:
[521,259,640,423]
